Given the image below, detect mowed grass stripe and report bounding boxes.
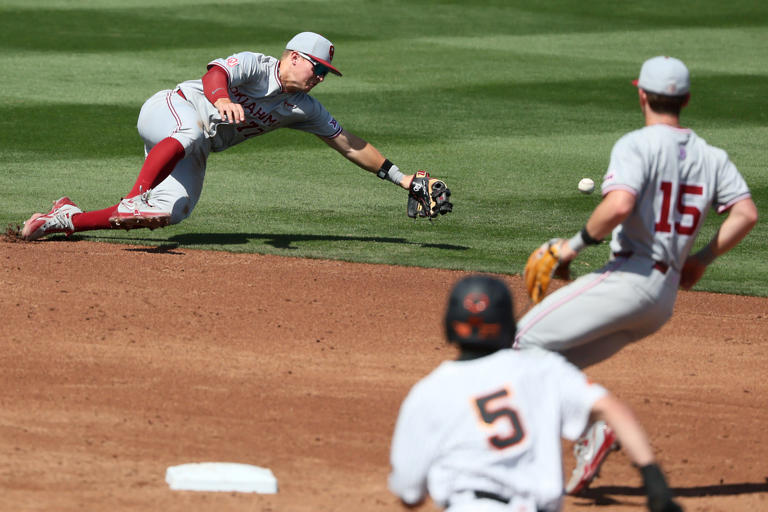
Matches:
[417,26,768,72]
[2,1,766,55]
[4,70,765,159]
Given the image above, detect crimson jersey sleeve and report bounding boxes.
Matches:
[202,66,230,105]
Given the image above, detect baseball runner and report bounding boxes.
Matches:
[20,32,452,241]
[516,56,758,494]
[388,275,682,512]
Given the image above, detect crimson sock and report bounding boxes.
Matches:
[70,206,117,232]
[127,137,185,197]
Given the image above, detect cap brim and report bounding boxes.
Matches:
[307,54,342,76]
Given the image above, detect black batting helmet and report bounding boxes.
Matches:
[444,275,516,350]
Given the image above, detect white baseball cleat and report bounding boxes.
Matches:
[21,197,82,241]
[109,188,170,230]
[565,420,619,495]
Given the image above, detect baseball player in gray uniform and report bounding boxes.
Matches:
[514,56,758,494]
[389,275,682,512]
[21,32,450,240]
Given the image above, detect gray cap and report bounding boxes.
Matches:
[285,32,342,76]
[633,56,689,96]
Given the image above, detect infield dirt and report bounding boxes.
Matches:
[1,240,766,511]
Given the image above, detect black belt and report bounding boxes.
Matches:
[471,491,545,512]
[473,490,509,503]
[613,251,668,274]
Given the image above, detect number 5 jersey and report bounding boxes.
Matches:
[388,348,607,511]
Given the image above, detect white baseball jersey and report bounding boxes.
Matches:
[515,124,751,367]
[178,51,343,152]
[388,349,606,512]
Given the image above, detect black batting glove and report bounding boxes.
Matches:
[640,463,683,512]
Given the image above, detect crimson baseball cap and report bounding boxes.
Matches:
[632,56,690,96]
[286,32,342,76]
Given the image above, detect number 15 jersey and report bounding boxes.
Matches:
[603,124,751,271]
[388,349,606,511]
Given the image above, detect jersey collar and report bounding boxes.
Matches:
[270,58,284,95]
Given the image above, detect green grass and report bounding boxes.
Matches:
[1,0,767,296]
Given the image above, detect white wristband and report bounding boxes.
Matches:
[377,159,405,185]
[386,164,405,185]
[568,231,586,253]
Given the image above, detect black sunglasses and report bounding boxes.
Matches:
[298,52,330,78]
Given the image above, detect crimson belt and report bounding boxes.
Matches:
[613,251,668,274]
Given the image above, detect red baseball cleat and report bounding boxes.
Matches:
[565,420,620,495]
[109,188,170,230]
[21,197,82,241]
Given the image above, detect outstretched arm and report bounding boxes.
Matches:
[591,394,682,512]
[321,129,453,219]
[680,197,758,290]
[320,129,414,189]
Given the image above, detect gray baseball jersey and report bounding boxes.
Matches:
[178,51,343,152]
[389,349,607,512]
[515,125,751,367]
[135,51,343,224]
[605,124,751,272]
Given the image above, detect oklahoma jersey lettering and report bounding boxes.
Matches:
[177,51,342,152]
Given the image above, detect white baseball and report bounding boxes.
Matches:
[578,178,595,194]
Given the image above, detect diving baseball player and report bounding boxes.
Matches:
[388,275,682,512]
[20,32,452,241]
[516,56,758,494]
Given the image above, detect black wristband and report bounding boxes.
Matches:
[640,463,667,488]
[377,159,394,180]
[581,226,603,245]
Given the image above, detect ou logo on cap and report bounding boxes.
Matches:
[328,45,335,61]
[463,293,489,313]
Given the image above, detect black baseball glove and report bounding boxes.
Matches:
[407,171,452,219]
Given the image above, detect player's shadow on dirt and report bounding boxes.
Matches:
[123,244,185,255]
[578,481,768,505]
[47,232,468,251]
[167,232,469,251]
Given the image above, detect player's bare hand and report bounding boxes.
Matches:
[680,256,707,290]
[214,98,245,124]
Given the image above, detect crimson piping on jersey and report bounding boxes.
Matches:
[718,193,752,214]
[602,184,638,196]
